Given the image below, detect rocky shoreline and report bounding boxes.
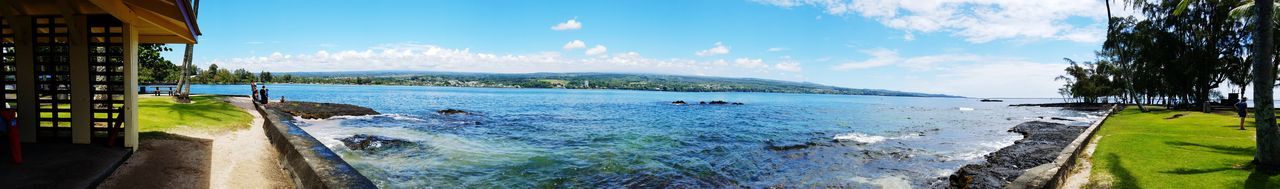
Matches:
[269,101,381,119]
[941,121,1086,188]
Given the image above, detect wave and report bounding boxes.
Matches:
[958,107,975,111]
[329,114,426,122]
[833,132,922,144]
[834,133,887,144]
[849,175,912,189]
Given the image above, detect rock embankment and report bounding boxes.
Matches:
[338,134,414,152]
[270,101,380,119]
[945,121,1085,189]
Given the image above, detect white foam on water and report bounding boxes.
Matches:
[328,114,425,122]
[849,175,913,189]
[957,107,975,111]
[834,132,925,145]
[834,133,888,144]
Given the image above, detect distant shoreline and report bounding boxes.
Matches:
[190,83,968,98]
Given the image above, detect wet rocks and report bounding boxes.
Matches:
[271,101,379,119]
[765,141,819,151]
[437,109,469,115]
[672,100,688,105]
[338,134,413,152]
[943,121,1085,189]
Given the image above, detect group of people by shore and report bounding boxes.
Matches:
[251,82,270,104]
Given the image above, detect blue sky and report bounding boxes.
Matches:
[167,0,1120,98]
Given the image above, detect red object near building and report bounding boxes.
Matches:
[3,109,20,164]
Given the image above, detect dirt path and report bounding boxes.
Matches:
[1060,135,1102,189]
[99,97,291,189]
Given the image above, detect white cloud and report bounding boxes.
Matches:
[695,42,731,56]
[834,48,1019,71]
[829,47,1069,97]
[775,62,802,72]
[563,40,586,50]
[734,58,767,69]
[585,45,608,56]
[246,41,264,45]
[754,0,1108,43]
[903,32,915,41]
[551,19,582,31]
[205,43,803,80]
[833,48,899,70]
[903,61,1066,98]
[767,47,789,52]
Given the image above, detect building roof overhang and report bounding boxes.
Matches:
[3,0,200,44]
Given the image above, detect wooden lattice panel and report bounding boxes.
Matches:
[0,18,16,108]
[87,15,124,140]
[32,16,71,139]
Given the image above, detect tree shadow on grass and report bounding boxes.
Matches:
[1165,141,1255,156]
[1162,167,1238,175]
[1102,153,1139,188]
[1244,170,1276,188]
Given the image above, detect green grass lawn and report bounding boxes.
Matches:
[1090,107,1280,188]
[137,95,252,133]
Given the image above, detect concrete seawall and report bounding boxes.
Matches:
[253,103,377,189]
[1007,105,1119,189]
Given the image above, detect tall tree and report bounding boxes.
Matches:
[1253,0,1280,172]
[177,44,194,102]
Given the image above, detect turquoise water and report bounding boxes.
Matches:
[191,84,1096,188]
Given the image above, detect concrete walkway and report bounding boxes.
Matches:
[98,97,290,189]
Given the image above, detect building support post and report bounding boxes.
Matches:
[68,15,90,144]
[122,23,138,150]
[11,16,37,143]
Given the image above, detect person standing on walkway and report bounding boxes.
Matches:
[1237,97,1249,130]
[260,86,269,105]
[251,82,259,103]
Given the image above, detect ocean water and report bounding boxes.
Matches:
[190,84,1099,188]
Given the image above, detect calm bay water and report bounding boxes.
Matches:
[190,84,1096,188]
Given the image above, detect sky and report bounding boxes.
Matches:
[166,0,1129,98]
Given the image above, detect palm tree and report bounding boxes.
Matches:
[176,0,199,102]
[1254,0,1280,172]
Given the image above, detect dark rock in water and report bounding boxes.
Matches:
[437,109,469,115]
[980,99,1004,102]
[271,101,379,119]
[339,134,413,151]
[943,121,1085,189]
[1050,117,1076,121]
[765,141,818,151]
[701,100,743,105]
[699,101,707,104]
[672,100,687,105]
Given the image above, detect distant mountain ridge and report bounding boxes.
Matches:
[279,71,961,98]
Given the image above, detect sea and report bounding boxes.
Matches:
[190,84,1101,188]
